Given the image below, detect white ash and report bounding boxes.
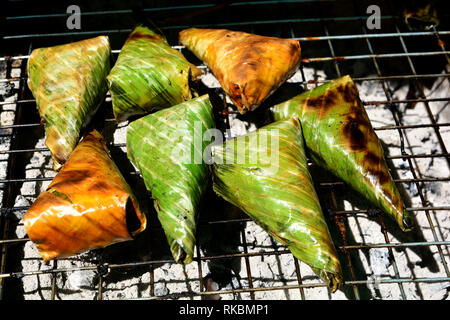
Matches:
[67,270,97,290]
[1,58,448,300]
[154,282,169,297]
[0,59,20,205]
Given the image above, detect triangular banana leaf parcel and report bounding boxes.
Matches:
[127,95,215,264]
[212,118,343,292]
[179,28,301,114]
[271,75,411,231]
[107,26,203,122]
[23,130,147,261]
[27,36,111,170]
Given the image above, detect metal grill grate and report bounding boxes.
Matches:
[0,0,449,300]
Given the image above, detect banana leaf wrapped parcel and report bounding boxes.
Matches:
[27,36,111,170]
[127,95,215,264]
[23,130,147,261]
[271,75,411,231]
[212,118,343,292]
[107,26,203,122]
[179,28,301,114]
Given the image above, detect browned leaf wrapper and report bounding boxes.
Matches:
[23,130,147,261]
[179,28,301,114]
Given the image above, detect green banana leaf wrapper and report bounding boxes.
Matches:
[212,117,343,292]
[107,26,203,122]
[271,75,411,231]
[127,95,215,264]
[27,36,111,170]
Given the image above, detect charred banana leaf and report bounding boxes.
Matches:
[23,130,147,261]
[27,36,111,170]
[271,75,411,231]
[127,95,215,264]
[179,28,301,114]
[107,26,203,122]
[212,117,343,292]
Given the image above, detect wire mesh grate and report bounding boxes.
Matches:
[0,0,449,300]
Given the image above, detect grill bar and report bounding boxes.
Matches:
[5,1,327,20]
[130,275,450,300]
[293,258,306,299]
[240,228,255,300]
[195,236,205,297]
[1,120,450,132]
[1,173,448,185]
[2,15,399,40]
[2,205,448,220]
[50,261,57,300]
[2,73,449,85]
[2,237,450,250]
